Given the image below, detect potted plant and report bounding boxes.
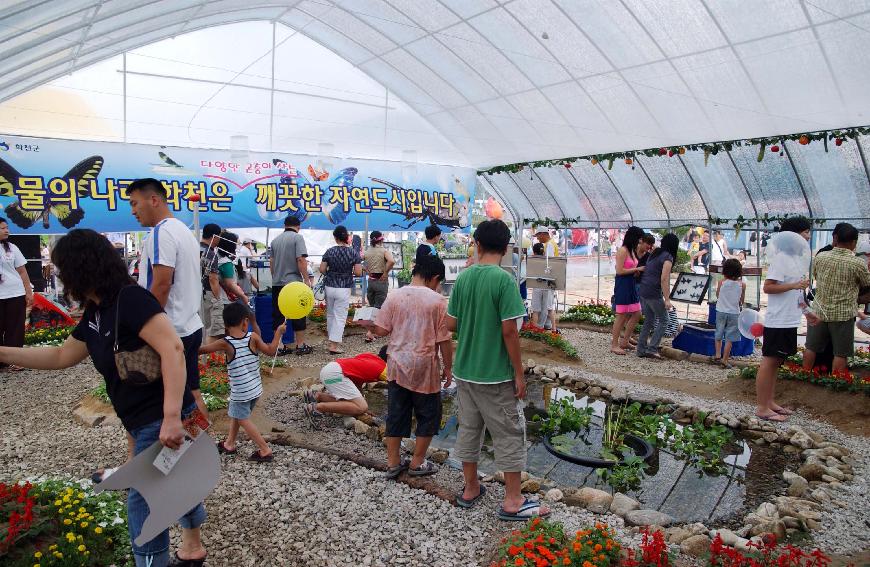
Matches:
[396,268,412,287]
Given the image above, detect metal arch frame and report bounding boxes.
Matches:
[529,167,568,220]
[631,157,672,228]
[564,165,601,226]
[479,173,524,230]
[596,162,634,225]
[781,142,816,219]
[481,172,535,221]
[724,151,760,221]
[675,154,712,222]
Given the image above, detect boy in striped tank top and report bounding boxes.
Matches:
[199,302,285,463]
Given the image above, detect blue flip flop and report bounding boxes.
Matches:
[498,498,551,522]
[456,484,486,508]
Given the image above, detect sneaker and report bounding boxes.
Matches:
[303,389,317,404]
[407,459,438,477]
[303,402,323,429]
[295,344,314,356]
[277,346,293,356]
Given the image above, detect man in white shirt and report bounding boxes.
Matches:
[128,178,207,418]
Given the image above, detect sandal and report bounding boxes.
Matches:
[384,459,410,480]
[303,403,323,430]
[170,551,207,567]
[456,484,486,509]
[248,451,274,463]
[774,407,794,415]
[407,460,438,477]
[216,441,237,455]
[610,348,627,356]
[365,336,375,343]
[755,412,788,423]
[498,498,551,522]
[295,344,313,356]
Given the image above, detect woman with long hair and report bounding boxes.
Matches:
[0,217,33,371]
[636,233,679,359]
[610,226,645,355]
[320,225,362,354]
[0,229,208,566]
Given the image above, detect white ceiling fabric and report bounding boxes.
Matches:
[2,0,870,226]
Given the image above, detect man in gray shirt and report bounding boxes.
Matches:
[270,215,313,355]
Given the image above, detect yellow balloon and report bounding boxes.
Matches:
[277,282,315,320]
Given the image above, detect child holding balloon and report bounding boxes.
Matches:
[713,259,745,369]
[199,302,286,462]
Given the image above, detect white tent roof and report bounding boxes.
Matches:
[3,1,870,227]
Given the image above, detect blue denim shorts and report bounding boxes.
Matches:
[715,312,741,342]
[228,397,258,420]
[127,404,207,565]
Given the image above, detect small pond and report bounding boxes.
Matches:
[363,382,796,525]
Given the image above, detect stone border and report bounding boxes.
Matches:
[289,365,853,559]
[513,359,855,558]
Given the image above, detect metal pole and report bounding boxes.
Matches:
[596,221,601,302]
[756,219,761,309]
[363,215,369,302]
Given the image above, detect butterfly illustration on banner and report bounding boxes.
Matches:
[0,155,104,229]
[369,176,469,230]
[271,159,357,225]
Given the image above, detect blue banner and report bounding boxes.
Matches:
[0,135,476,234]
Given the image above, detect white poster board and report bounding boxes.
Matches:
[526,256,567,291]
[443,258,467,282]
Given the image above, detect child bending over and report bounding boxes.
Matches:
[303,346,388,425]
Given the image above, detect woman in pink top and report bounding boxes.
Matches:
[611,226,645,355]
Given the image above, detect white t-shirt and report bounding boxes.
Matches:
[0,243,26,299]
[764,260,803,328]
[237,245,253,268]
[138,217,203,337]
[711,239,725,265]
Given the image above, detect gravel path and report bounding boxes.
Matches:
[2,328,866,563]
[560,327,760,384]
[0,362,645,566]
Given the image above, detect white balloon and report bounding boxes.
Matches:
[766,231,811,280]
[737,308,764,340]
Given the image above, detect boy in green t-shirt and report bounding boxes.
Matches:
[446,220,550,521]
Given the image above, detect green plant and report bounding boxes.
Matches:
[24,325,74,346]
[201,392,228,411]
[533,397,594,436]
[597,456,646,492]
[396,268,412,282]
[669,412,732,473]
[1,479,131,567]
[520,323,579,358]
[90,384,109,404]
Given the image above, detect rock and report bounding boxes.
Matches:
[823,466,845,481]
[521,479,541,493]
[401,438,416,453]
[561,490,584,508]
[808,488,830,504]
[750,520,786,540]
[575,487,613,514]
[366,425,383,441]
[525,359,537,370]
[588,386,602,397]
[787,476,809,497]
[756,502,778,519]
[352,420,370,435]
[798,462,826,481]
[545,369,557,379]
[665,527,692,545]
[806,431,825,444]
[609,492,640,517]
[783,444,801,454]
[782,471,801,483]
[789,430,816,450]
[762,431,779,443]
[610,387,628,401]
[625,509,673,527]
[71,405,107,427]
[430,450,449,464]
[540,377,555,384]
[533,366,545,376]
[680,535,712,558]
[544,488,563,502]
[709,529,740,546]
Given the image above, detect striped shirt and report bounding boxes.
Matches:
[812,247,870,321]
[224,332,263,402]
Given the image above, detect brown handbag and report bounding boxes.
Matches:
[113,286,162,385]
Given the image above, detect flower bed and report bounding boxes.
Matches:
[737,363,870,396]
[24,324,75,347]
[1,479,130,566]
[559,301,642,332]
[308,303,358,325]
[91,352,231,411]
[490,519,835,567]
[520,323,579,359]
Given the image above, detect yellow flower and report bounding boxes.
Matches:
[48,545,57,551]
[78,507,86,513]
[54,551,63,558]
[77,544,86,552]
[80,521,88,528]
[33,564,40,567]
[73,499,80,505]
[34,551,42,558]
[62,495,71,503]
[63,518,72,525]
[94,527,103,534]
[54,499,62,506]
[77,492,85,499]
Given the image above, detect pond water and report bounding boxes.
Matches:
[363,382,796,525]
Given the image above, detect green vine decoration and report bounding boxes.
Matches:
[526,213,830,231]
[480,125,870,175]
